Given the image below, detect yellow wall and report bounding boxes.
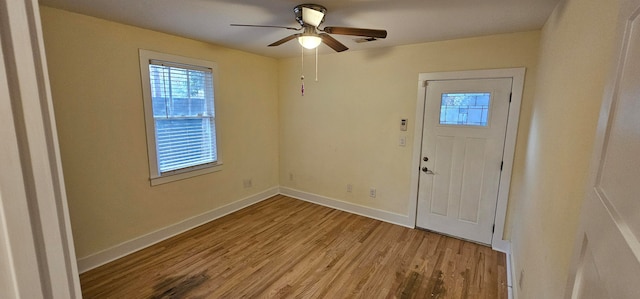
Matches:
[42,4,541,269]
[40,7,280,258]
[509,0,619,297]
[40,1,626,295]
[278,32,540,227]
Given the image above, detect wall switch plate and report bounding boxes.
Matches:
[400,119,408,131]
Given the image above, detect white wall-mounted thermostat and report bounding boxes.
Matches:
[400,119,408,131]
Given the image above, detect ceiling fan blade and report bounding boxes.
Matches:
[322,27,387,39]
[230,24,301,31]
[268,34,301,47]
[319,33,348,52]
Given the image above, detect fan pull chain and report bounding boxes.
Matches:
[315,47,318,82]
[301,45,305,96]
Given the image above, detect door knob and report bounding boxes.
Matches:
[421,167,435,174]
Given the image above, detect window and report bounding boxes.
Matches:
[439,92,491,127]
[139,50,221,185]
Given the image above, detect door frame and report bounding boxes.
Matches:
[408,68,525,252]
[0,0,82,297]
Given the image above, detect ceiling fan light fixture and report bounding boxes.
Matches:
[298,35,322,49]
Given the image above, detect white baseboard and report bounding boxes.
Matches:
[76,187,279,273]
[77,186,510,283]
[279,187,413,228]
[509,252,518,299]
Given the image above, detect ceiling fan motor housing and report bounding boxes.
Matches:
[294,4,327,27]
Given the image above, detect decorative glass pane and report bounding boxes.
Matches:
[440,93,491,126]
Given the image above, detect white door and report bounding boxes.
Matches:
[416,78,512,245]
[565,0,640,297]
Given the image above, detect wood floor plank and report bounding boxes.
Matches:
[80,195,507,298]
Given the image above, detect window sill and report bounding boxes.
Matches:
[150,163,223,186]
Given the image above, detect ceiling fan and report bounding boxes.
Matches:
[231,4,388,52]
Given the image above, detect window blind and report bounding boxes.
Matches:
[148,62,217,174]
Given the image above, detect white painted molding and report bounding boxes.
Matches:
[510,252,519,299]
[410,68,525,253]
[1,0,82,297]
[279,187,413,228]
[506,253,514,299]
[78,184,512,274]
[494,68,525,253]
[77,187,279,273]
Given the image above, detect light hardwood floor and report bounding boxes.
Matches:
[80,195,507,298]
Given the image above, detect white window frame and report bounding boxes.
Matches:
[139,49,222,186]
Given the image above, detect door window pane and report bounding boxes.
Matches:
[440,93,490,126]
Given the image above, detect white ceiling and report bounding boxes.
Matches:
[39,0,560,58]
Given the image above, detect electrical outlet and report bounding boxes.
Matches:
[243,179,252,188]
[369,188,376,198]
[289,173,294,181]
[347,184,353,192]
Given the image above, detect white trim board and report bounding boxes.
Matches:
[1,0,82,296]
[510,252,518,299]
[409,68,525,253]
[78,187,412,273]
[76,187,279,273]
[279,187,414,228]
[78,186,512,281]
[507,252,515,299]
